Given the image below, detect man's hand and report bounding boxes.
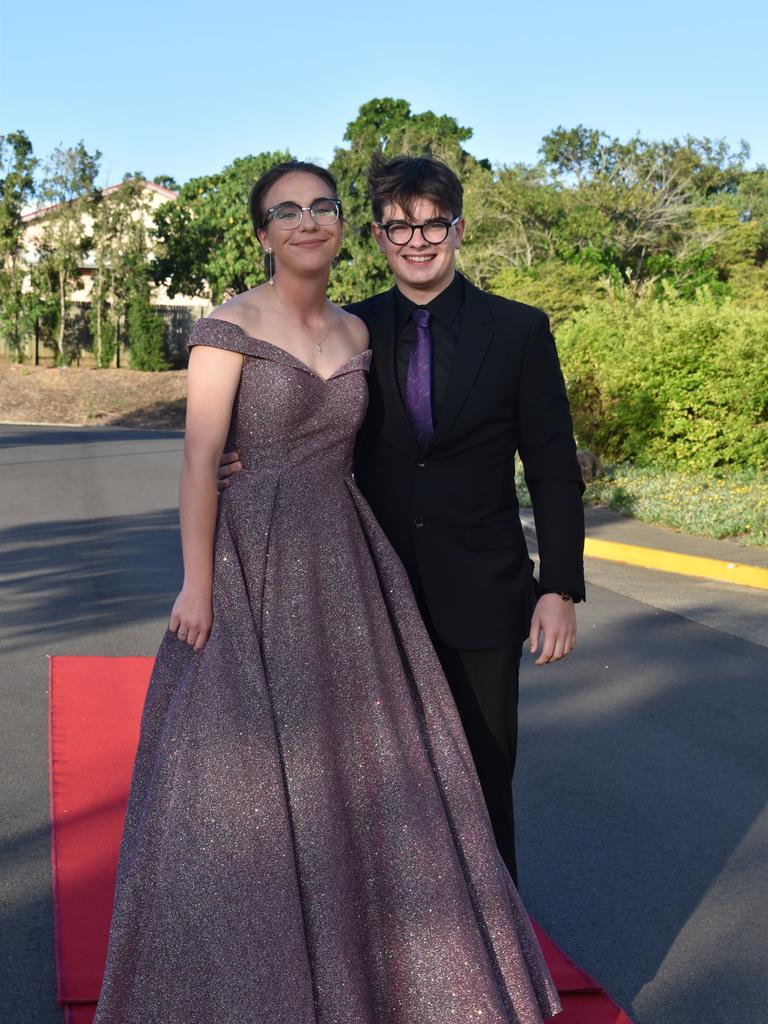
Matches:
[217,451,242,492]
[529,593,577,665]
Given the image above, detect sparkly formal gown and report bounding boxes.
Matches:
[93,318,561,1024]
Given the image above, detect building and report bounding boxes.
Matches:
[17,180,209,365]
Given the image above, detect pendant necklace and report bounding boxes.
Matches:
[273,288,333,354]
[313,310,333,353]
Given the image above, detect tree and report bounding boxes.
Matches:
[539,125,604,185]
[34,142,100,364]
[90,175,158,366]
[460,163,565,288]
[710,167,768,304]
[655,136,750,199]
[89,175,170,370]
[152,174,179,191]
[534,127,748,291]
[152,152,290,303]
[457,126,761,318]
[0,131,37,360]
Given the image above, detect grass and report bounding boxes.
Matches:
[517,464,768,547]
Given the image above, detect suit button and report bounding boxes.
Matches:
[416,459,426,468]
[414,517,424,529]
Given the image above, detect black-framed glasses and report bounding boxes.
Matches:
[264,198,341,230]
[375,216,460,245]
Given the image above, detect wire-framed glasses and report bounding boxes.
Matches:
[375,216,460,245]
[265,198,341,230]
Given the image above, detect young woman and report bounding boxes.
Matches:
[94,161,560,1024]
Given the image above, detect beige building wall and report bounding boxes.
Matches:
[20,181,210,313]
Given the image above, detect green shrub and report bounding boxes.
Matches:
[585,465,768,545]
[556,288,768,469]
[491,259,607,329]
[127,288,168,371]
[516,464,768,545]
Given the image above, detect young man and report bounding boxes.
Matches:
[222,154,585,882]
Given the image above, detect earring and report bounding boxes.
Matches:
[332,236,344,270]
[266,248,274,285]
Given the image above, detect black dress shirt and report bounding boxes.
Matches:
[394,272,465,426]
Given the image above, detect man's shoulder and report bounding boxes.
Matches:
[344,278,550,330]
[344,289,393,320]
[468,280,549,329]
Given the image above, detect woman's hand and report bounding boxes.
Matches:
[169,587,213,652]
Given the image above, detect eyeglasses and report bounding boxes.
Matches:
[264,198,341,230]
[375,217,460,245]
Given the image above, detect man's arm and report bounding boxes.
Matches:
[517,310,585,663]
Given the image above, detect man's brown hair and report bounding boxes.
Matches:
[367,152,463,223]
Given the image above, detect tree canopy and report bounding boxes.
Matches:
[0,130,37,356]
[2,101,767,382]
[151,152,290,304]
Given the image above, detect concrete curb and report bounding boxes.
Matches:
[0,418,84,427]
[0,421,185,434]
[520,516,768,592]
[583,538,768,592]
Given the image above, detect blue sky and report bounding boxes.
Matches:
[2,0,766,189]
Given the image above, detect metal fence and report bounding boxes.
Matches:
[2,301,201,368]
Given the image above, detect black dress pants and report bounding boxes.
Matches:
[416,597,522,884]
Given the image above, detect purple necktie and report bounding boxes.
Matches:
[406,308,434,448]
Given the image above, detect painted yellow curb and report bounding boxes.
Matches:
[584,538,768,591]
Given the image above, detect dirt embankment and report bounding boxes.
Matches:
[0,363,187,429]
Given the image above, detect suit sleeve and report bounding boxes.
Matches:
[517,311,586,601]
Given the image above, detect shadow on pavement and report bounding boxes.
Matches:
[0,426,183,448]
[0,822,61,1023]
[0,509,182,653]
[517,597,768,1024]
[2,468,765,1024]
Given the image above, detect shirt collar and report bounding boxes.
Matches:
[394,272,466,332]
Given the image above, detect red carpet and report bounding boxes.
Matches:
[48,655,633,1024]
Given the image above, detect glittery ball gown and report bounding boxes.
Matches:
[93,318,561,1024]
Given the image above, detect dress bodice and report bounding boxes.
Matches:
[188,318,372,486]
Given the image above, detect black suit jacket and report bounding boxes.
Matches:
[347,275,585,650]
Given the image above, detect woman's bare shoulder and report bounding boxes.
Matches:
[207,288,266,336]
[336,307,370,354]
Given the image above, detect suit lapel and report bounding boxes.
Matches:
[428,279,494,450]
[366,288,419,450]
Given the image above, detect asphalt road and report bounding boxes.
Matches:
[1,423,766,1024]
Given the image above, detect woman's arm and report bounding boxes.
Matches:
[169,345,243,650]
